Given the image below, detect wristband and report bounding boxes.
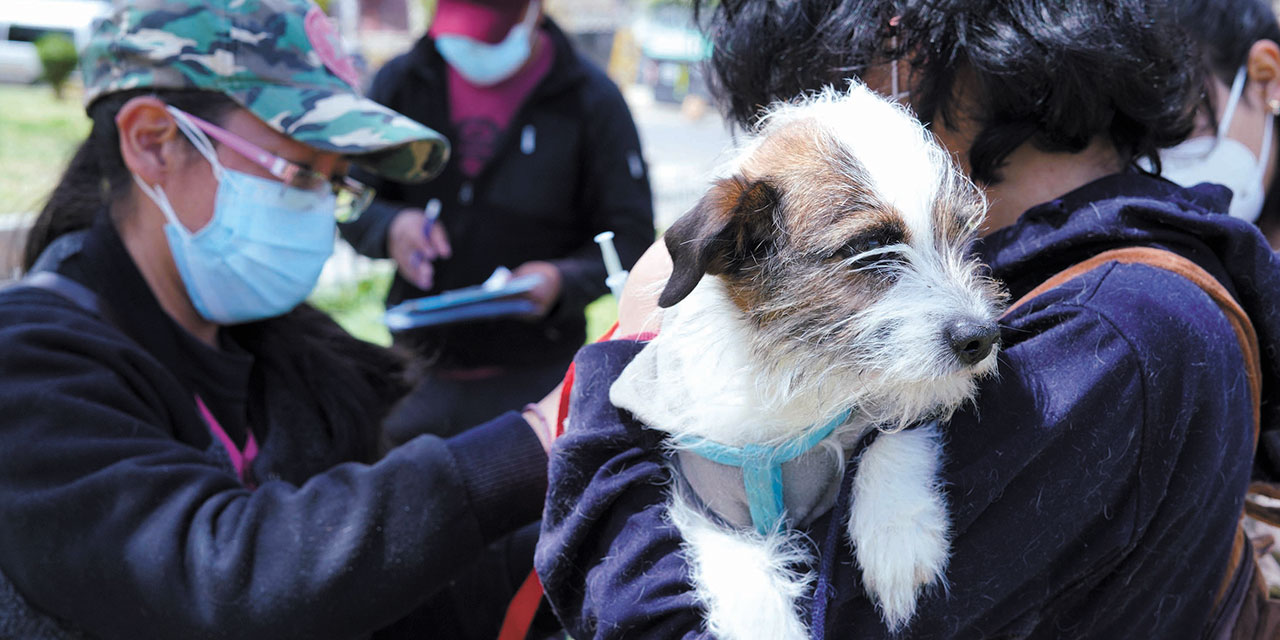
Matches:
[523,402,552,452]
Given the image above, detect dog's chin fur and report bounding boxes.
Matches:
[609,82,1006,636]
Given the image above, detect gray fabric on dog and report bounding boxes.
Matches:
[674,444,844,530]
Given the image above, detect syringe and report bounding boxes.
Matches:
[594,231,628,300]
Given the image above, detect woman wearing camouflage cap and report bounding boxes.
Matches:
[0,0,556,637]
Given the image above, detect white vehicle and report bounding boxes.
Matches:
[0,0,109,84]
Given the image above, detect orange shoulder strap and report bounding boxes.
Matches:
[1005,247,1261,436]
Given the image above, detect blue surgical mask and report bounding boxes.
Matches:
[435,1,540,86]
[1152,66,1275,223]
[133,108,337,325]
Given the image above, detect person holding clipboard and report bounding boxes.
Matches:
[340,0,655,444]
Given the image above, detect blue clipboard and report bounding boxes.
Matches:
[384,268,544,330]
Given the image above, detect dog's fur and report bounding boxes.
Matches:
[609,83,1006,637]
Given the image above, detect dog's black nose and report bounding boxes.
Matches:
[947,321,1000,366]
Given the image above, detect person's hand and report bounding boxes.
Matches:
[615,240,671,337]
[388,207,451,290]
[523,380,563,454]
[512,261,563,318]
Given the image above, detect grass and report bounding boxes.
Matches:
[0,83,90,215]
[585,294,620,342]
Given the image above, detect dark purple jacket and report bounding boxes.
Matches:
[536,173,1280,639]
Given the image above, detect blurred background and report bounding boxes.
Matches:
[0,0,734,343]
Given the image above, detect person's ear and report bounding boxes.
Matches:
[115,96,185,187]
[1247,39,1280,115]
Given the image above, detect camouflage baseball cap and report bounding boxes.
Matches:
[82,0,449,183]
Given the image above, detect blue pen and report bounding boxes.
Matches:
[411,198,443,275]
[422,197,442,237]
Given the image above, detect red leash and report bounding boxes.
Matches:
[497,569,547,640]
[497,323,623,640]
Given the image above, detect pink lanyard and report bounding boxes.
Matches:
[195,395,259,489]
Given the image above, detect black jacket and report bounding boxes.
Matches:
[0,217,548,639]
[340,19,655,369]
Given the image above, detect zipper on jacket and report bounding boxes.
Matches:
[521,125,536,155]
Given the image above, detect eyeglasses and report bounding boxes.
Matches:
[169,107,375,223]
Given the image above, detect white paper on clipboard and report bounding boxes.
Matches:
[384,267,545,330]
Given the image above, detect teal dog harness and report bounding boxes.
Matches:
[675,409,852,535]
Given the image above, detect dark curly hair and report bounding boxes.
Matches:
[694,0,1201,185]
[1174,0,1280,85]
[1171,0,1280,133]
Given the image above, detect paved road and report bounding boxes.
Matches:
[0,212,34,281]
[625,88,736,229]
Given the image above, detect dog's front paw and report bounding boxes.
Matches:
[847,424,951,631]
[851,502,949,630]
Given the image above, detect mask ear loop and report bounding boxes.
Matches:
[515,0,540,36]
[1218,66,1249,140]
[891,58,899,100]
[165,106,226,182]
[1256,104,1274,188]
[492,0,539,45]
[132,107,226,236]
[132,172,187,234]
[1221,66,1275,186]
[887,16,907,103]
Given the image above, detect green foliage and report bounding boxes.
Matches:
[34,33,78,99]
[0,84,90,215]
[585,295,619,342]
[309,266,395,346]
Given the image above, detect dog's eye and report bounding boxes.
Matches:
[835,229,904,265]
[837,239,876,259]
[854,250,906,270]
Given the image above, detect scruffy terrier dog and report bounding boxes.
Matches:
[609,83,1005,637]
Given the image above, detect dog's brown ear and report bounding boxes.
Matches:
[658,176,778,308]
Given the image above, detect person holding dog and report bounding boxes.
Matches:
[535,0,1280,637]
[338,0,655,444]
[0,0,558,637]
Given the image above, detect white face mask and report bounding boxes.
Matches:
[435,1,540,86]
[1154,66,1274,223]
